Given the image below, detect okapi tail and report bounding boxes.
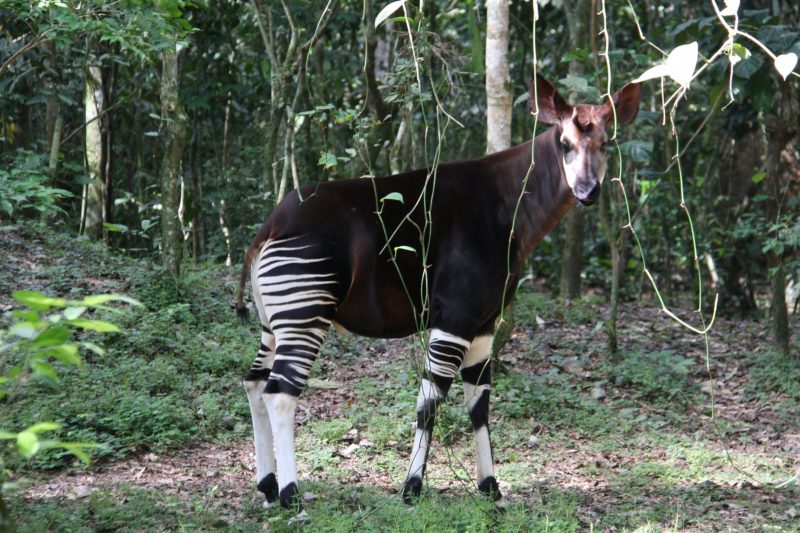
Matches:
[234,222,272,322]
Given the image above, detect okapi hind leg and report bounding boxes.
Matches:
[460,334,502,503]
[243,326,279,507]
[403,329,471,504]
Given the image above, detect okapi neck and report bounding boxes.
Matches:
[485,127,575,261]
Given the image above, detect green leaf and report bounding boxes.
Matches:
[103,222,128,232]
[79,294,143,307]
[47,344,81,366]
[81,342,105,357]
[69,319,120,333]
[33,326,71,347]
[381,192,404,204]
[318,151,338,169]
[17,430,39,458]
[12,291,66,311]
[63,306,87,320]
[31,360,58,382]
[58,442,98,464]
[26,422,60,434]
[10,322,39,339]
[751,171,766,184]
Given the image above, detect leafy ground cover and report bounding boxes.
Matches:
[1,224,798,532]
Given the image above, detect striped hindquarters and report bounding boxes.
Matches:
[254,236,341,396]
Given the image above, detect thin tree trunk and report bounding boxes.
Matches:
[558,0,592,300]
[765,115,792,357]
[485,0,511,154]
[84,54,105,240]
[102,61,116,226]
[559,209,585,299]
[160,45,188,278]
[486,0,513,361]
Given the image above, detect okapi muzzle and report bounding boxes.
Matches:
[237,74,642,521]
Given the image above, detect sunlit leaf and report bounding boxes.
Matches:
[79,294,143,307]
[48,344,81,366]
[318,151,337,169]
[69,319,120,333]
[719,0,739,17]
[634,42,698,88]
[729,43,750,66]
[103,222,128,233]
[31,360,59,382]
[12,291,66,311]
[375,0,404,28]
[26,422,60,434]
[17,430,39,458]
[10,322,38,339]
[774,53,798,81]
[394,245,416,254]
[63,306,87,320]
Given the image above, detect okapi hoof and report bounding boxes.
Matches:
[279,482,303,511]
[288,509,310,526]
[258,473,279,508]
[478,476,503,502]
[402,476,423,505]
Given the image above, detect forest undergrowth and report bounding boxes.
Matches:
[1,224,798,532]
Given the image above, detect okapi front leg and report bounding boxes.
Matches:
[403,329,470,504]
[460,334,502,502]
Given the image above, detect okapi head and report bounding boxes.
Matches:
[530,76,642,205]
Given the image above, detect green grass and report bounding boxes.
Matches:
[1,225,255,469]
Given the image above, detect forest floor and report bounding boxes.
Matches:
[2,224,799,532]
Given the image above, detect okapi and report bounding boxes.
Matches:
[236,76,642,517]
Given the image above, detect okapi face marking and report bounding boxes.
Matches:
[530,76,642,206]
[238,75,642,520]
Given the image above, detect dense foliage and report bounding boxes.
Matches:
[2,1,797,330]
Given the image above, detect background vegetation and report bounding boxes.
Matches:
[1,0,798,531]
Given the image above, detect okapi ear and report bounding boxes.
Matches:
[601,82,643,126]
[529,75,571,126]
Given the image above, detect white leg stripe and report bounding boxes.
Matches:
[474,425,494,482]
[245,380,275,482]
[265,392,299,491]
[430,328,471,349]
[463,382,491,411]
[463,335,492,368]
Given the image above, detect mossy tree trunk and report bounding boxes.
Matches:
[160,44,188,278]
[83,43,105,240]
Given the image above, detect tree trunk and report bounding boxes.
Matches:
[558,0,592,300]
[83,55,105,240]
[765,115,792,357]
[486,0,513,360]
[160,45,188,278]
[559,209,585,299]
[485,0,511,154]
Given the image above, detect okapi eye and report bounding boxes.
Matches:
[560,140,572,153]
